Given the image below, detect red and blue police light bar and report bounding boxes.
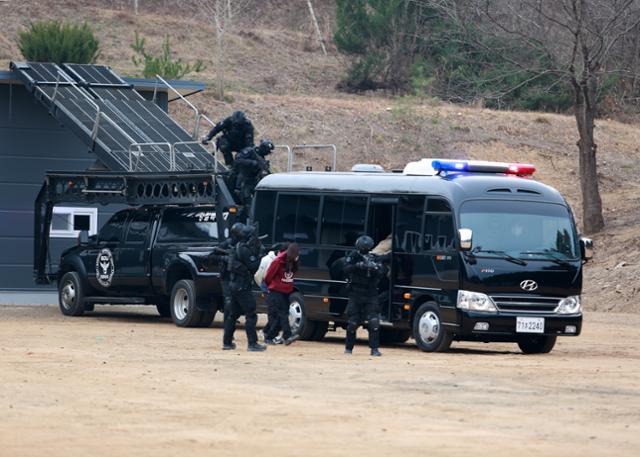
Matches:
[431,159,536,176]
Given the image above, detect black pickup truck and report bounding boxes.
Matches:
[56,205,226,327]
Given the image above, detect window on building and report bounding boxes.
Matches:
[320,196,367,245]
[274,194,320,244]
[50,206,98,239]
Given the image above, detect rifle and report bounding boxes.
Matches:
[212,246,234,277]
[352,251,380,278]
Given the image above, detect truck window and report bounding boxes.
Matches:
[320,196,367,245]
[424,198,455,251]
[394,196,425,254]
[125,210,151,245]
[275,194,320,244]
[98,211,129,243]
[157,208,219,243]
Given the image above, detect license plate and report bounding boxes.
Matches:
[516,317,544,333]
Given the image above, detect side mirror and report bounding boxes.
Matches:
[580,237,593,261]
[77,230,89,245]
[459,228,473,251]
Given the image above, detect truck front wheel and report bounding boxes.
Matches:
[517,335,557,354]
[58,272,85,317]
[170,279,202,327]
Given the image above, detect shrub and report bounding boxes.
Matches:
[18,20,99,64]
[131,32,205,80]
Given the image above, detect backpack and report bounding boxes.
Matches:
[254,251,277,286]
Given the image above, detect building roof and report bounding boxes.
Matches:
[0,70,206,99]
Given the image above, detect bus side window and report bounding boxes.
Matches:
[321,196,366,245]
[424,198,455,251]
[394,196,425,254]
[252,190,276,244]
[275,194,320,244]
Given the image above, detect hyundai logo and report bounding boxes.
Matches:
[520,280,538,291]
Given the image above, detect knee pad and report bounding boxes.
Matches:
[347,318,361,332]
[368,317,380,332]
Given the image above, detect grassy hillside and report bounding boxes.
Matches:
[1,0,639,312]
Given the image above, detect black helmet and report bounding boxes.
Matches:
[230,222,248,241]
[256,139,274,157]
[231,111,246,122]
[355,235,374,254]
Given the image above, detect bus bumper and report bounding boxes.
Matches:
[457,311,582,340]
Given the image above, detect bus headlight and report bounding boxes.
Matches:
[457,290,498,313]
[556,296,581,314]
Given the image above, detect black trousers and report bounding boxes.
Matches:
[223,289,258,346]
[345,294,380,351]
[215,135,235,166]
[264,291,292,340]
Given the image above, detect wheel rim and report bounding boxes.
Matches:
[289,300,303,333]
[60,280,76,310]
[172,288,189,320]
[418,311,440,344]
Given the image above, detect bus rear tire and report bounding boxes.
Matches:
[517,335,556,354]
[289,292,316,340]
[413,302,452,352]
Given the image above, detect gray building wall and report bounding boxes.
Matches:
[0,80,170,303]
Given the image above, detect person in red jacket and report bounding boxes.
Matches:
[263,243,300,345]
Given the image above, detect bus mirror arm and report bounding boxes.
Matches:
[580,237,593,262]
[458,228,473,251]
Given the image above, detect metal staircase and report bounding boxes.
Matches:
[11,61,222,173]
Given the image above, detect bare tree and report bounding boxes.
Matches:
[193,0,250,100]
[432,0,640,233]
[306,0,327,55]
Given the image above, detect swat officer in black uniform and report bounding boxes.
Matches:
[233,139,275,206]
[209,228,237,331]
[201,111,254,166]
[343,235,385,357]
[222,222,266,352]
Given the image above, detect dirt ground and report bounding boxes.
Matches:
[1,305,639,457]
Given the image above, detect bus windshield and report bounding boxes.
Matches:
[459,200,579,260]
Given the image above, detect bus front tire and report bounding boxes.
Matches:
[517,335,556,354]
[413,302,452,352]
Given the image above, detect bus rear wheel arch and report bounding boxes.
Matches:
[412,301,452,352]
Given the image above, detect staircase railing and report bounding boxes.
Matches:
[153,74,200,139]
[288,144,337,172]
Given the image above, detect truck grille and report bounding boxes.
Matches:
[490,295,561,314]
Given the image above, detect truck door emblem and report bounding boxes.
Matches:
[96,248,115,287]
[520,280,538,291]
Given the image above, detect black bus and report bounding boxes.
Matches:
[250,159,592,354]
